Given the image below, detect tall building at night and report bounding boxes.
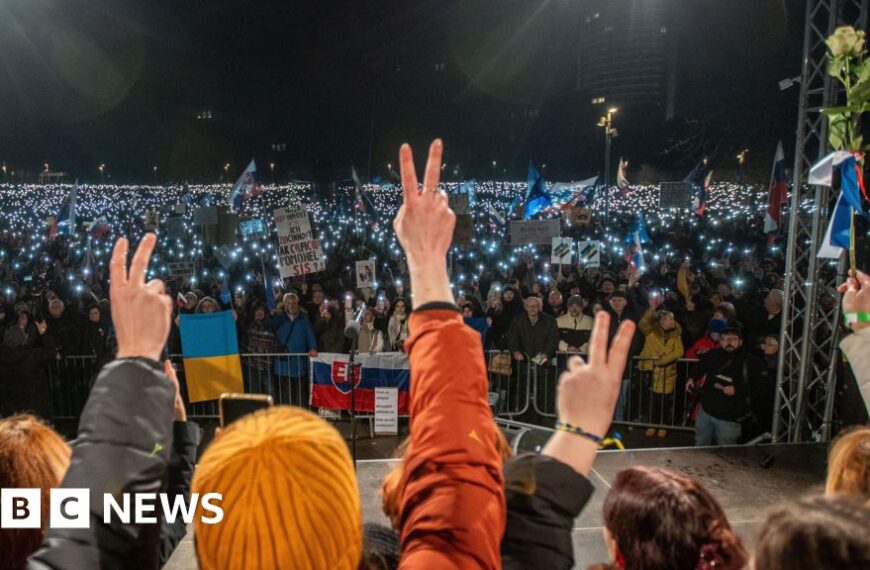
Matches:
[577,0,677,121]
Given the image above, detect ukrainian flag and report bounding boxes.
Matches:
[179,311,244,403]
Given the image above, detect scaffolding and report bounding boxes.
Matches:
[773,0,869,443]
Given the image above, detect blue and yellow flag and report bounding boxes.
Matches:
[179,312,244,403]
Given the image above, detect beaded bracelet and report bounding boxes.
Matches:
[554,420,604,444]
[843,312,870,326]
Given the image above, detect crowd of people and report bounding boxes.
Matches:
[0,159,815,443]
[1,140,869,570]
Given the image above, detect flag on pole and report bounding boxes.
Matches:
[523,164,551,219]
[458,180,477,206]
[624,216,651,245]
[685,161,709,216]
[229,159,259,213]
[626,233,647,275]
[352,167,376,214]
[764,141,789,239]
[179,312,244,403]
[617,158,630,196]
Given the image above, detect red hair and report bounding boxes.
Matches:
[0,415,71,570]
[602,466,747,570]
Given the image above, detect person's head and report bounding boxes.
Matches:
[609,291,628,313]
[252,305,267,322]
[393,299,407,316]
[764,289,784,316]
[48,298,64,318]
[548,290,563,308]
[196,297,220,314]
[760,335,780,357]
[364,307,376,324]
[531,282,543,295]
[525,296,542,319]
[713,303,737,324]
[719,328,743,352]
[0,415,71,570]
[567,295,584,317]
[825,426,870,505]
[753,496,870,570]
[461,304,474,317]
[184,292,198,310]
[602,467,747,570]
[16,309,29,328]
[502,287,516,303]
[312,290,325,306]
[600,277,616,295]
[283,292,300,315]
[709,292,724,307]
[657,310,676,332]
[88,305,101,323]
[716,283,732,298]
[381,429,512,530]
[192,406,361,569]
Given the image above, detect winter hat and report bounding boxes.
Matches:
[192,406,362,570]
[708,318,728,334]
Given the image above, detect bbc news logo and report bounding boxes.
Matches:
[1,489,224,528]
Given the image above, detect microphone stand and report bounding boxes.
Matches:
[348,347,358,469]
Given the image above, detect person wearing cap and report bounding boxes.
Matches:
[544,289,566,318]
[686,325,762,446]
[685,317,728,359]
[557,295,593,355]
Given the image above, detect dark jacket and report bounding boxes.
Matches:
[160,421,201,567]
[45,313,80,356]
[507,313,560,360]
[314,318,347,353]
[27,358,176,570]
[502,453,594,570]
[691,347,758,422]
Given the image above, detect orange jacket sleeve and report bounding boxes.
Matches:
[398,308,506,570]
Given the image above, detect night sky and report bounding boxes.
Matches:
[0,0,803,184]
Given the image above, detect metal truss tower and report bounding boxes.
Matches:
[774,0,869,443]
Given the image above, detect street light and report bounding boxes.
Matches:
[597,107,618,231]
[98,163,106,183]
[153,165,158,184]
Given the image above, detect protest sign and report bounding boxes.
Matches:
[577,240,601,268]
[143,210,159,230]
[374,387,399,435]
[355,260,376,288]
[274,207,325,278]
[510,219,560,245]
[167,261,196,280]
[551,237,574,264]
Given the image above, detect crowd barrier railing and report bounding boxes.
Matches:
[528,353,699,432]
[48,350,534,423]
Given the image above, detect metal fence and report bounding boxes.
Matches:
[46,352,699,432]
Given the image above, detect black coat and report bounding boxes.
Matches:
[507,313,559,359]
[315,319,347,353]
[502,453,594,570]
[27,359,178,570]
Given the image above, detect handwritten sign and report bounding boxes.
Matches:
[274,208,325,278]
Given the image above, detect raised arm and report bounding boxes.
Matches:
[394,140,506,569]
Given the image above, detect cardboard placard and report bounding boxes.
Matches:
[510,219,560,245]
[274,208,325,278]
[577,240,601,268]
[167,261,196,279]
[551,237,574,264]
[143,211,160,230]
[355,260,376,289]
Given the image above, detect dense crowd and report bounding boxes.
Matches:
[1,140,869,570]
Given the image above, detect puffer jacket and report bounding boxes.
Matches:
[638,308,684,394]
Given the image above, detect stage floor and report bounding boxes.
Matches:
[164,442,827,569]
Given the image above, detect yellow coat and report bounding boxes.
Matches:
[638,308,684,394]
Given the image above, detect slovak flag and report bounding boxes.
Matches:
[229,159,259,213]
[617,158,630,196]
[764,141,789,239]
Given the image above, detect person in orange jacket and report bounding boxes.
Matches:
[393,139,506,569]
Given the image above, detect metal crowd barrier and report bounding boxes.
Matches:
[48,351,533,422]
[527,353,699,431]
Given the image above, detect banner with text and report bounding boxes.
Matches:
[274,208,325,278]
[510,219,560,245]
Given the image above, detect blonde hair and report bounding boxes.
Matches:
[826,426,870,506]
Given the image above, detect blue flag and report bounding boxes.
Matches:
[524,164,551,219]
[458,180,477,206]
[624,216,651,245]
